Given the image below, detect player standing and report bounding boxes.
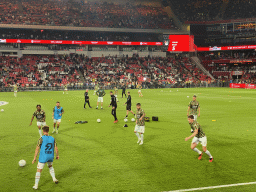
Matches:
[134,103,145,145]
[108,91,118,123]
[84,89,92,109]
[138,83,143,97]
[93,83,99,95]
[30,105,46,137]
[63,83,68,94]
[96,86,106,109]
[114,86,119,102]
[32,126,59,190]
[13,83,18,97]
[187,95,200,133]
[124,92,135,118]
[121,83,126,98]
[52,101,64,134]
[185,115,213,162]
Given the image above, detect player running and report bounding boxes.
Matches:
[32,126,59,190]
[52,101,64,134]
[137,83,143,97]
[185,115,213,162]
[63,83,68,94]
[96,86,106,109]
[108,91,118,123]
[124,92,135,119]
[134,103,145,145]
[187,95,200,133]
[121,83,126,98]
[114,86,119,102]
[30,104,46,137]
[84,89,92,109]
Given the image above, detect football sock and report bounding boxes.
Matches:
[204,150,212,158]
[193,148,202,154]
[35,172,41,186]
[140,134,144,142]
[39,129,42,137]
[135,132,140,139]
[49,167,56,181]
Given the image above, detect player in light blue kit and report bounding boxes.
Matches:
[52,101,64,134]
[32,126,59,190]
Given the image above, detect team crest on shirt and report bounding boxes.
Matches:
[0,101,9,106]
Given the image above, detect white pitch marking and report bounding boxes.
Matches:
[165,181,256,192]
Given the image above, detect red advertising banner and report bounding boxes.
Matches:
[197,45,256,52]
[229,83,246,88]
[230,83,256,89]
[0,39,163,46]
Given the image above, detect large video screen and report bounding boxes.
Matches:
[166,35,195,52]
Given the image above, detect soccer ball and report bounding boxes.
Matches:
[19,159,26,167]
[124,118,128,122]
[97,119,101,123]
[1,109,4,112]
[131,118,135,122]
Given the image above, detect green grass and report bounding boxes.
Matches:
[1,88,256,192]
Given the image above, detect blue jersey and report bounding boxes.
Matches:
[38,135,55,163]
[53,106,63,120]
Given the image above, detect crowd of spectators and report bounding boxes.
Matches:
[0,54,211,90]
[199,51,256,84]
[0,0,177,30]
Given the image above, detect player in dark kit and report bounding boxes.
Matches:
[84,89,92,109]
[121,83,126,98]
[124,92,135,118]
[108,91,118,123]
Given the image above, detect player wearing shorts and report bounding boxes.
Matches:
[185,115,213,162]
[32,126,59,190]
[63,83,68,94]
[96,87,106,109]
[30,104,46,137]
[134,103,145,145]
[108,91,118,123]
[84,89,92,109]
[137,84,143,97]
[124,92,135,118]
[114,87,119,102]
[187,95,200,132]
[52,101,64,134]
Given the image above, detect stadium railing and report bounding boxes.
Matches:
[0,81,230,92]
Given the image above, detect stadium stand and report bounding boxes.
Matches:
[0,0,177,29]
[169,0,223,22]
[0,54,211,89]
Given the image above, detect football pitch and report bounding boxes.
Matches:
[1,87,256,192]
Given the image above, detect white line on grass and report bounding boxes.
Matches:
[166,181,256,192]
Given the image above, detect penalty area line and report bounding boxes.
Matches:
[165,181,256,192]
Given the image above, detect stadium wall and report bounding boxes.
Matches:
[0,49,166,57]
